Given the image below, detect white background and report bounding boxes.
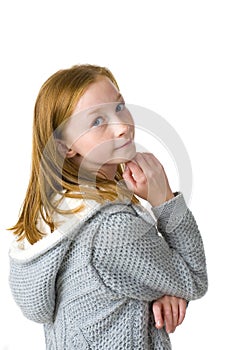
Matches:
[0,0,232,349]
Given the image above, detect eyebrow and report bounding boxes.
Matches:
[116,92,123,101]
[85,93,124,118]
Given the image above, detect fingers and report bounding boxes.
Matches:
[152,296,187,334]
[163,298,175,333]
[123,152,162,193]
[177,298,187,326]
[122,161,142,192]
[122,157,146,192]
[124,159,144,181]
[123,152,173,205]
[121,165,135,191]
[152,301,164,330]
[132,153,163,174]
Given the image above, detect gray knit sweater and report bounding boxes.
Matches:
[9,193,208,349]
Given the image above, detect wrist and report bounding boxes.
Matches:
[149,191,175,207]
[151,192,187,224]
[166,191,175,202]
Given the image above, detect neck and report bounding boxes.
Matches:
[72,155,119,182]
[94,164,119,181]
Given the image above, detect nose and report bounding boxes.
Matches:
[110,117,130,138]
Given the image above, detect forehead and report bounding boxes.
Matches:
[73,77,120,114]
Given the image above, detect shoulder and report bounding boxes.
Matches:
[9,196,155,263]
[93,200,157,249]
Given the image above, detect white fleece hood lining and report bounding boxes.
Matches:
[9,197,101,262]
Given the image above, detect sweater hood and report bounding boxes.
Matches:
[9,196,102,262]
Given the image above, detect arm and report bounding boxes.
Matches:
[124,153,190,332]
[92,194,208,301]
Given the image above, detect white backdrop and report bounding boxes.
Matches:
[0,0,232,349]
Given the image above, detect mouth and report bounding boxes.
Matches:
[115,140,132,150]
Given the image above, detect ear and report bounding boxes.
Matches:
[56,139,77,159]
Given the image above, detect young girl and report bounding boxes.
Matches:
[9,64,208,349]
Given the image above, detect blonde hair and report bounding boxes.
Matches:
[10,64,139,244]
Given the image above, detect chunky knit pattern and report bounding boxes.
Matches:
[9,194,208,349]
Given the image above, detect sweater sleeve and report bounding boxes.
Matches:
[9,238,71,324]
[92,194,208,302]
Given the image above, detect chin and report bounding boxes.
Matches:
[109,152,137,164]
[123,145,137,160]
[101,145,137,165]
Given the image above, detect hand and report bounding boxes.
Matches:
[123,152,174,207]
[152,296,187,333]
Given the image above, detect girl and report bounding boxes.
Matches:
[9,64,208,349]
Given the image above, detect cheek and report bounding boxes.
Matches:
[129,118,135,137]
[126,111,134,127]
[72,132,98,151]
[80,137,115,162]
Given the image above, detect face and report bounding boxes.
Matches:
[62,77,136,179]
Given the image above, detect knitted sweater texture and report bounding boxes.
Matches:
[9,193,208,349]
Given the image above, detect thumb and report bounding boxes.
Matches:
[122,166,136,192]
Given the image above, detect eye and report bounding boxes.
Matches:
[115,102,125,112]
[92,116,104,127]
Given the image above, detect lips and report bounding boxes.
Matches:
[115,140,132,150]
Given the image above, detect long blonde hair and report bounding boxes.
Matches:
[10,64,139,244]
